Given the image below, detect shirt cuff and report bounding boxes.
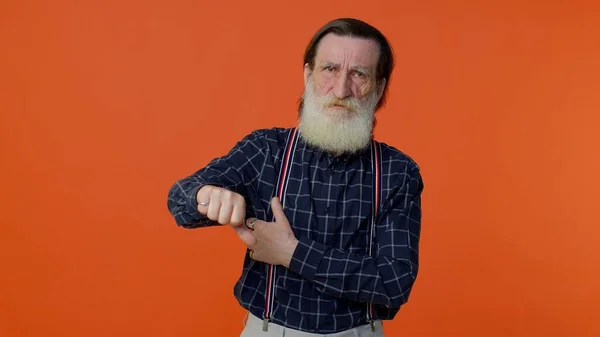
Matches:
[289,237,327,281]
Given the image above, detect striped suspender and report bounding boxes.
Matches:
[261,129,381,332]
[262,127,299,331]
[367,139,382,331]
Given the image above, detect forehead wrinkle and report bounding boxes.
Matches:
[316,45,378,72]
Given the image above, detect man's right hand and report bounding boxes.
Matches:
[196,185,256,246]
[196,185,246,226]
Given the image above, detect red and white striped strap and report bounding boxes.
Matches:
[262,127,299,331]
[367,139,382,330]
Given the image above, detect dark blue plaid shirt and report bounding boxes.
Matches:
[167,127,424,334]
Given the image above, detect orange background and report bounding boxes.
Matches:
[1,1,599,336]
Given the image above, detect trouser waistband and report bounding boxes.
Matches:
[241,312,384,337]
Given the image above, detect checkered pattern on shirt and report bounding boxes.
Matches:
[167,127,424,334]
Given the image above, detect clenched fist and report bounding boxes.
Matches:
[196,185,256,246]
[196,185,246,225]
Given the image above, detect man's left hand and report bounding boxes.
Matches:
[245,197,299,268]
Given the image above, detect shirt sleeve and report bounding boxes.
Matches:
[288,167,424,309]
[166,130,268,228]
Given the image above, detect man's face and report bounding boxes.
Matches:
[298,34,384,155]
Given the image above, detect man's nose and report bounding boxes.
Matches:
[332,74,352,99]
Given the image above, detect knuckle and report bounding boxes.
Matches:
[223,191,234,203]
[214,186,225,197]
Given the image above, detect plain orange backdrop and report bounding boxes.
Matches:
[1,0,599,336]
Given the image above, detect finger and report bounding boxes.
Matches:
[248,218,268,232]
[206,198,221,221]
[230,203,245,227]
[218,202,233,225]
[249,249,260,261]
[197,201,209,215]
[270,197,288,224]
[196,186,211,215]
[233,225,257,246]
[245,217,258,231]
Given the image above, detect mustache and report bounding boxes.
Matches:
[319,96,361,111]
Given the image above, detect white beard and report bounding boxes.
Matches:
[298,77,379,156]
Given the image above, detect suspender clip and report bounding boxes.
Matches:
[370,319,376,332]
[262,318,270,331]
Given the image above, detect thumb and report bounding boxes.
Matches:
[270,197,287,224]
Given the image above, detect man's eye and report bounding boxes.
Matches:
[323,66,334,72]
[354,71,366,78]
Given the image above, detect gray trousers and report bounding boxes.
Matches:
[240,313,386,337]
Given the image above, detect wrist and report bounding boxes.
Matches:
[287,237,327,281]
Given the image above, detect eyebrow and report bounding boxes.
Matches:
[351,65,370,75]
[319,61,372,75]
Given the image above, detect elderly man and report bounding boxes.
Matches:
[167,17,424,337]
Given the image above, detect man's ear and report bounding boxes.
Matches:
[303,63,311,86]
[376,78,387,101]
